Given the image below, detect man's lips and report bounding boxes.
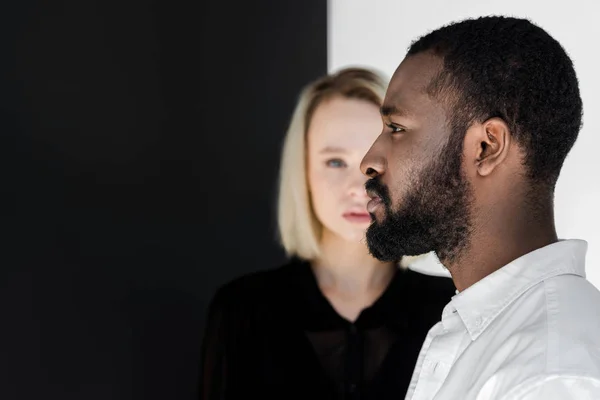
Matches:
[367,196,383,214]
[365,179,388,214]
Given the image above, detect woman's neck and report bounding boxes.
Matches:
[311,230,396,297]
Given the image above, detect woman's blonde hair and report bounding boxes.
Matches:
[276,67,389,260]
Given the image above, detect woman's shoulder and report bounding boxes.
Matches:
[209,257,308,312]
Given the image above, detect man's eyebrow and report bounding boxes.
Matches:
[380,104,414,118]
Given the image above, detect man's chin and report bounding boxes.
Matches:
[365,225,402,262]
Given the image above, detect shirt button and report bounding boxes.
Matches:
[348,383,357,393]
[349,324,357,334]
[474,316,483,327]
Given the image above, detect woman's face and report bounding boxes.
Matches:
[307,96,382,243]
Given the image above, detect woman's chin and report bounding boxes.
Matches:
[339,230,369,244]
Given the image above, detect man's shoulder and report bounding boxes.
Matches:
[479,374,600,400]
[501,273,600,367]
[477,274,600,397]
[545,272,600,312]
[542,274,600,373]
[505,272,600,339]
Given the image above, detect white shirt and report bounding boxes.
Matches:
[403,252,452,278]
[406,239,600,400]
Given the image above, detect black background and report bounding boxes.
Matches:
[1,1,327,399]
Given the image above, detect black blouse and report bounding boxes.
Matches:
[200,258,456,400]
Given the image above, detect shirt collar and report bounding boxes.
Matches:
[448,239,587,340]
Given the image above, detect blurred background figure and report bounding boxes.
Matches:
[200,68,455,399]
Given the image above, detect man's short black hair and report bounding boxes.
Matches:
[408,16,582,189]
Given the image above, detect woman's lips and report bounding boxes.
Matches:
[343,211,372,224]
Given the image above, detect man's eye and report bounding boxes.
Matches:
[326,159,347,168]
[387,123,405,133]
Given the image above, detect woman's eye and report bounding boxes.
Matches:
[326,158,347,168]
[387,123,405,133]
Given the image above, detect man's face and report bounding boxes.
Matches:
[360,52,473,263]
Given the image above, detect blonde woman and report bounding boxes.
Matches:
[199,68,455,400]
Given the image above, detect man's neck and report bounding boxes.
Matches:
[444,204,558,292]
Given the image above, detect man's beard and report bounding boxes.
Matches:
[365,132,473,265]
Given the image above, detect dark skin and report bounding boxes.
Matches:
[360,52,558,292]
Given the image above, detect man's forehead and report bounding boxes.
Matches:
[384,53,443,112]
[392,53,441,89]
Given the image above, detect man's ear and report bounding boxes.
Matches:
[469,117,512,177]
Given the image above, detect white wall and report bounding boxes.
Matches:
[329,0,600,288]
